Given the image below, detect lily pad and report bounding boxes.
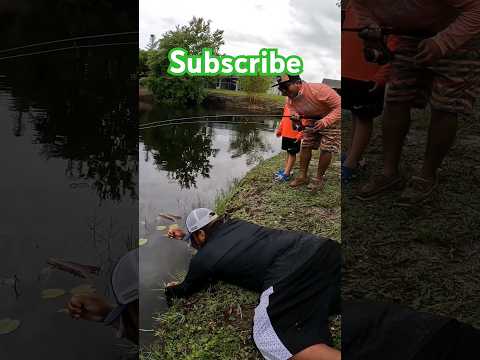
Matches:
[41,288,66,299]
[139,238,149,246]
[0,319,21,335]
[70,284,96,295]
[156,225,167,231]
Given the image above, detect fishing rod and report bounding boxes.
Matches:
[342,27,395,64]
[138,114,324,130]
[342,27,432,38]
[139,120,278,131]
[139,114,286,129]
[0,31,138,54]
[0,42,138,61]
[342,27,432,64]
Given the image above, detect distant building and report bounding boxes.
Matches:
[322,78,341,90]
[268,79,281,95]
[215,76,239,91]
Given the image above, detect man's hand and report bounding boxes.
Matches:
[359,24,382,41]
[369,81,384,95]
[314,120,326,131]
[295,131,304,143]
[166,281,179,288]
[290,113,302,123]
[67,294,113,322]
[167,228,186,240]
[276,129,282,137]
[164,281,180,307]
[416,38,443,65]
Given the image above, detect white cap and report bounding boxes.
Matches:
[104,249,139,324]
[185,208,218,240]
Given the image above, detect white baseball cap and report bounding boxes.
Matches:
[185,208,218,243]
[104,249,139,324]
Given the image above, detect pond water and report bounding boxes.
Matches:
[139,105,282,342]
[0,55,137,358]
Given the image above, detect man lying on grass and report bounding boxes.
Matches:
[166,208,341,360]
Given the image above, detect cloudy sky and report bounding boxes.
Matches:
[139,0,340,82]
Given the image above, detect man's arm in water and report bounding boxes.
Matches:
[165,256,213,303]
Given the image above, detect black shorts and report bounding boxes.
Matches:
[281,137,300,155]
[342,301,454,360]
[253,240,341,358]
[342,77,386,119]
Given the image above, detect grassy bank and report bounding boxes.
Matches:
[142,153,341,359]
[139,85,285,114]
[207,89,285,106]
[342,108,480,327]
[204,89,284,113]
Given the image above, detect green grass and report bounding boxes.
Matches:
[207,88,285,106]
[219,153,341,241]
[143,152,341,359]
[342,108,480,327]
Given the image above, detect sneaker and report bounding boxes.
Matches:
[275,173,290,182]
[274,169,284,177]
[341,165,355,184]
[289,176,309,187]
[357,173,406,200]
[395,176,438,207]
[307,176,325,192]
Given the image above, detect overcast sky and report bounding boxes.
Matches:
[139,0,340,82]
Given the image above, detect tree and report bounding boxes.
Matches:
[139,49,150,77]
[146,34,158,50]
[142,124,217,189]
[146,17,224,106]
[238,76,273,104]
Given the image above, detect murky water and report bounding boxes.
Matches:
[0,55,137,358]
[139,105,282,342]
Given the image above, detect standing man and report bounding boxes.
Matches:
[351,0,480,205]
[274,75,342,192]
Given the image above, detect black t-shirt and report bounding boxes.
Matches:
[166,218,328,299]
[342,301,480,360]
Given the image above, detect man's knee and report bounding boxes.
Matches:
[430,107,458,121]
[291,344,340,360]
[301,146,314,152]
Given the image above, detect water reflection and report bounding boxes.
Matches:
[229,121,272,165]
[0,2,138,357]
[140,115,276,189]
[1,57,138,202]
[142,124,217,189]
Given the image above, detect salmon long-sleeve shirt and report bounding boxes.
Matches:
[286,82,341,129]
[342,3,397,86]
[351,0,480,55]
